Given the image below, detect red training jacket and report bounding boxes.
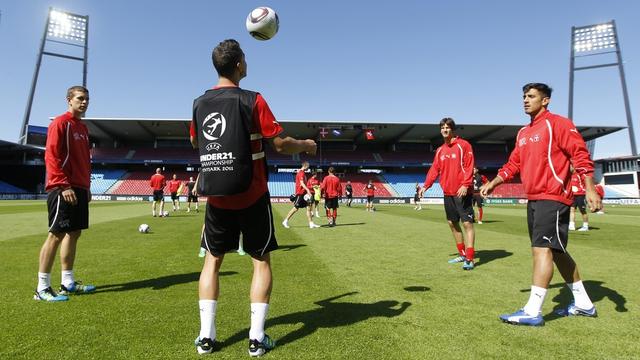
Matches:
[424,136,474,196]
[168,179,181,193]
[496,109,593,206]
[45,112,91,191]
[321,174,342,199]
[150,174,166,191]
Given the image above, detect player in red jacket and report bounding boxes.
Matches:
[35,86,96,302]
[150,168,167,217]
[321,167,342,227]
[421,118,477,270]
[168,174,182,211]
[481,83,602,326]
[569,168,589,231]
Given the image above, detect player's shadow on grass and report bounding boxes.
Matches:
[474,249,513,268]
[97,271,237,293]
[520,280,627,322]
[321,222,366,228]
[279,244,306,252]
[477,220,502,224]
[219,292,411,350]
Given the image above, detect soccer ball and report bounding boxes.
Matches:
[246,7,279,40]
[303,193,311,202]
[163,211,169,217]
[138,224,150,233]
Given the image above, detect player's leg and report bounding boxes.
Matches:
[282,206,297,228]
[160,198,165,216]
[553,251,596,316]
[197,251,224,354]
[578,199,589,231]
[152,200,157,216]
[248,253,276,356]
[58,230,93,294]
[306,201,320,228]
[569,206,576,230]
[36,231,67,301]
[446,220,466,263]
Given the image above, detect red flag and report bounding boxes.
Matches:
[365,129,375,140]
[319,127,328,138]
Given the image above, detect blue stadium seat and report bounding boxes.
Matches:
[0,180,28,194]
[91,169,127,194]
[382,173,443,197]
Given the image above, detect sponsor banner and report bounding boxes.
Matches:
[0,193,45,200]
[271,197,412,204]
[485,198,526,205]
[419,198,445,205]
[604,198,640,205]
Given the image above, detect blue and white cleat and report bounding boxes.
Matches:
[448,256,465,264]
[555,303,597,317]
[194,336,215,354]
[249,334,276,357]
[59,281,96,295]
[462,260,475,270]
[34,287,69,302]
[499,309,544,326]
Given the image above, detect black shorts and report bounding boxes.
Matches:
[414,195,420,203]
[293,194,308,209]
[443,195,475,223]
[153,190,164,202]
[171,192,179,201]
[472,193,484,208]
[201,192,278,257]
[188,194,198,203]
[572,195,587,213]
[325,197,339,209]
[346,193,352,199]
[367,196,374,203]
[527,200,569,252]
[47,187,89,233]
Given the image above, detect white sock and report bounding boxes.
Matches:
[568,281,594,309]
[152,210,156,216]
[582,222,589,228]
[199,300,217,340]
[523,285,547,316]
[569,221,575,228]
[61,270,75,288]
[37,272,51,292]
[249,303,269,341]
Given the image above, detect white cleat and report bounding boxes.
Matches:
[282,221,290,229]
[578,226,589,232]
[309,223,321,228]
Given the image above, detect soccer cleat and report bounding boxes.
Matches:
[578,226,589,232]
[194,336,215,354]
[477,221,483,224]
[568,223,576,231]
[59,281,96,295]
[248,334,276,357]
[499,309,544,326]
[199,247,206,258]
[237,248,247,256]
[34,287,69,302]
[281,221,290,229]
[555,303,597,317]
[462,260,475,270]
[309,223,321,229]
[448,256,465,264]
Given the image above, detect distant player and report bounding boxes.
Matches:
[321,167,342,227]
[414,183,422,210]
[150,168,166,217]
[364,180,376,212]
[282,161,320,229]
[35,85,96,302]
[190,39,317,355]
[595,184,605,214]
[569,167,589,231]
[420,117,477,270]
[187,176,199,213]
[345,181,353,207]
[307,170,321,218]
[168,174,182,211]
[472,168,488,224]
[481,83,601,326]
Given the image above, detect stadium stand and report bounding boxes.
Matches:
[90,169,127,194]
[0,180,28,194]
[109,171,195,195]
[383,173,443,198]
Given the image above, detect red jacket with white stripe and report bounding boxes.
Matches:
[45,112,91,191]
[424,136,474,196]
[321,174,342,199]
[571,172,586,196]
[497,110,593,206]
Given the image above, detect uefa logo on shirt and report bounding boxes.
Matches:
[202,112,227,141]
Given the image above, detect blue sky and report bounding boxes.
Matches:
[0,0,638,159]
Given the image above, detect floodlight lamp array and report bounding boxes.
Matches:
[573,23,616,53]
[47,9,87,42]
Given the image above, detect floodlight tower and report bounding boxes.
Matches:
[568,20,636,155]
[20,7,89,144]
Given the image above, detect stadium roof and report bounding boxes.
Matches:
[0,139,44,153]
[82,117,624,145]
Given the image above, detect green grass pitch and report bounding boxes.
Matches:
[0,200,638,359]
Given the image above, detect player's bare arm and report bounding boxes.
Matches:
[269,136,317,155]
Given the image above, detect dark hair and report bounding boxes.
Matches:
[522,83,552,98]
[67,85,88,99]
[212,39,244,77]
[328,166,335,173]
[439,117,456,130]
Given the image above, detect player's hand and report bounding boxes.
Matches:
[585,188,602,213]
[456,186,468,198]
[480,183,493,198]
[61,188,77,205]
[87,188,92,203]
[304,139,317,155]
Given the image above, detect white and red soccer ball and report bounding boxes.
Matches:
[246,7,279,41]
